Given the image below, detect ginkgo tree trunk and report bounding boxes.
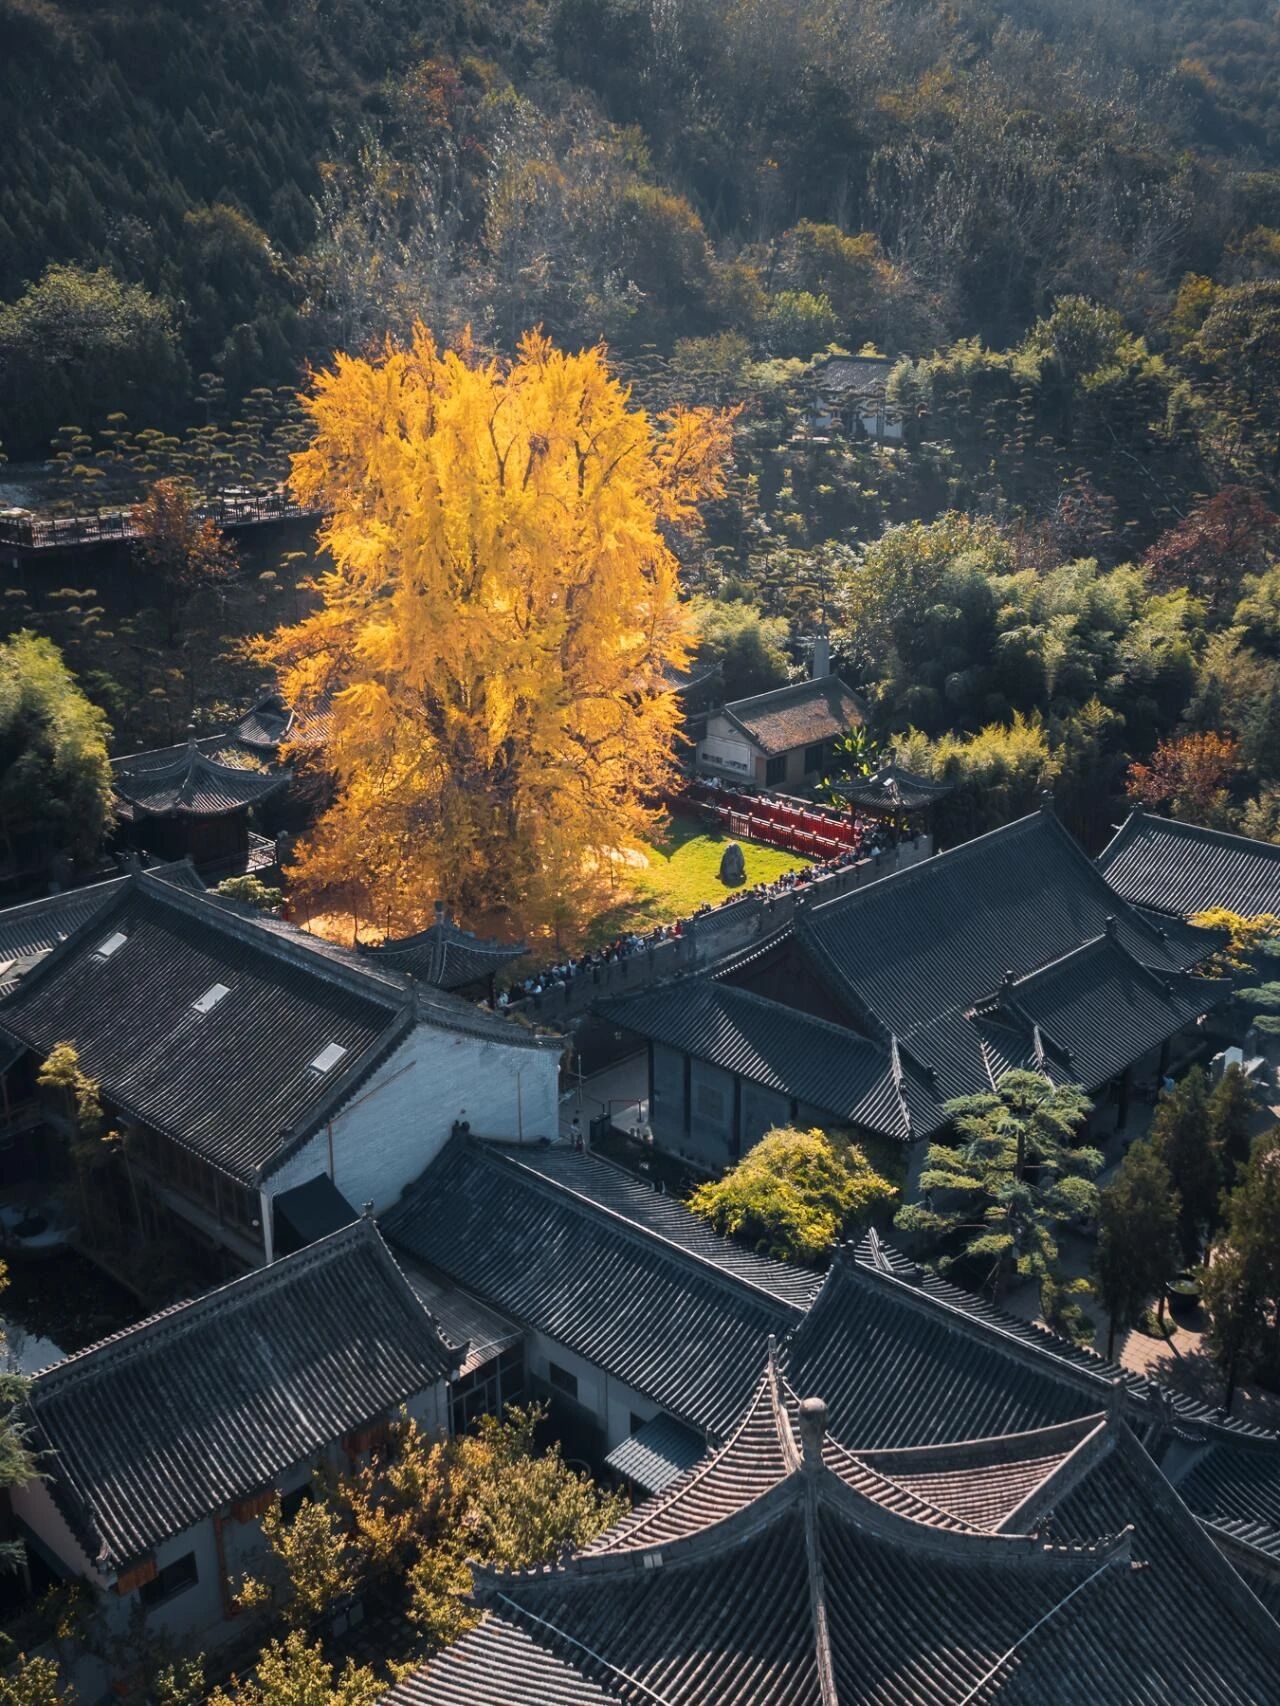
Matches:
[255,327,734,939]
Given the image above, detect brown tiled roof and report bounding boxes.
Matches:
[722,676,865,755]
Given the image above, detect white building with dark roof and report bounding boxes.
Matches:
[0,870,561,1270]
[12,1218,459,1689]
[696,675,866,788]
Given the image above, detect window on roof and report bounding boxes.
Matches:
[95,931,128,958]
[138,1550,197,1607]
[192,982,230,1014]
[310,1041,348,1073]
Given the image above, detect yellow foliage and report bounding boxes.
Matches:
[1189,907,1280,975]
[257,327,734,938]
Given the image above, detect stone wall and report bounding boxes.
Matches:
[516,833,933,1027]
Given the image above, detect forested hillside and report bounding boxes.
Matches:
[4,0,1280,845]
[3,0,1280,452]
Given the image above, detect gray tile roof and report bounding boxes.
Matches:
[113,742,290,820]
[26,1218,458,1571]
[0,869,552,1184]
[0,862,205,992]
[599,979,935,1141]
[1099,807,1280,919]
[0,871,409,1183]
[510,1146,821,1308]
[362,911,526,991]
[398,1261,523,1379]
[974,932,1224,1095]
[796,806,1218,1104]
[722,676,865,755]
[382,1139,806,1437]
[381,1614,616,1706]
[603,1412,707,1494]
[391,1362,1280,1705]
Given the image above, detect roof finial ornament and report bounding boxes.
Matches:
[797,1397,827,1472]
[1039,788,1055,814]
[1104,914,1117,938]
[1001,967,1015,989]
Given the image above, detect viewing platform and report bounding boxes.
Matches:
[0,487,322,557]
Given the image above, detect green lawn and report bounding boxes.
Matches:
[585,818,812,947]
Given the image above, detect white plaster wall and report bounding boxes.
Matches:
[10,1477,104,1584]
[526,1329,661,1453]
[267,1022,559,1221]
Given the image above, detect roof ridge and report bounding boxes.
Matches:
[857,1411,1111,1475]
[995,1413,1115,1534]
[1103,806,1280,867]
[469,1141,807,1318]
[723,674,859,715]
[815,1457,1130,1567]
[31,1218,398,1391]
[838,1254,1133,1398]
[140,874,408,1010]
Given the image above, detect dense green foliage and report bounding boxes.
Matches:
[1202,1127,1280,1412]
[898,1071,1101,1299]
[0,631,113,875]
[3,0,1280,461]
[688,1125,900,1263]
[1093,1140,1180,1359]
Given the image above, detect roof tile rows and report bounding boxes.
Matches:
[382,1140,811,1438]
[721,676,865,755]
[26,1219,457,1571]
[1098,807,1280,919]
[0,871,549,1184]
[390,1354,1280,1705]
[598,978,931,1141]
[113,742,290,820]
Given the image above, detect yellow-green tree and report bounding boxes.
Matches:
[257,327,733,938]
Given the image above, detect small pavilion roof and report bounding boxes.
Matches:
[112,740,290,820]
[828,763,954,814]
[383,1355,1280,1704]
[362,905,525,991]
[1099,806,1280,920]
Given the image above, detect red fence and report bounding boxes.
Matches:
[681,779,866,862]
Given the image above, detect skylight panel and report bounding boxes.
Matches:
[192,982,230,1014]
[310,1041,348,1073]
[96,931,128,958]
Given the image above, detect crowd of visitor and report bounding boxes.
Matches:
[497,823,903,1008]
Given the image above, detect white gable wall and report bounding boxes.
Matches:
[264,1021,559,1243]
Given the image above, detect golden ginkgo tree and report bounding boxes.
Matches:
[256,326,734,938]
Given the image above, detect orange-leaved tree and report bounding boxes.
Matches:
[256,327,734,938]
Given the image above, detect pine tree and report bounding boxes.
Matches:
[896,1071,1100,1300]
[1208,1064,1257,1195]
